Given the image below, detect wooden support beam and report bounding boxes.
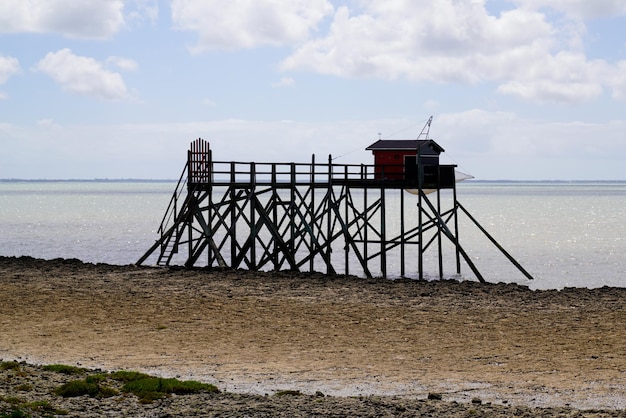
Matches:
[457,201,535,281]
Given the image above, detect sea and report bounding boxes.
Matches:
[1,180,625,291]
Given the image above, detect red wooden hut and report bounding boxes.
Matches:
[365,139,449,187]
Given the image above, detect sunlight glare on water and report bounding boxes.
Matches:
[0,180,624,290]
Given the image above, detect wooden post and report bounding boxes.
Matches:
[326,154,333,275]
[453,176,461,274]
[400,187,406,277]
[380,187,387,278]
[437,187,443,279]
[363,185,369,276]
[206,148,213,266]
[250,162,256,270]
[344,166,350,275]
[417,146,424,280]
[229,162,235,267]
[272,163,278,270]
[310,154,315,272]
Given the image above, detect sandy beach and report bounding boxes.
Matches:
[1,256,625,416]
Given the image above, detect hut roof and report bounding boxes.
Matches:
[365,139,444,153]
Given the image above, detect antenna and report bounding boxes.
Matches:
[417,116,433,140]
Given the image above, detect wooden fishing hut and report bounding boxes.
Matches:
[137,128,535,283]
[366,139,454,188]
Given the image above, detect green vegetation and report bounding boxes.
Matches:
[85,374,108,383]
[51,369,218,403]
[1,363,220,413]
[20,401,65,416]
[274,390,302,397]
[54,378,119,399]
[54,380,102,398]
[122,377,219,403]
[0,396,23,406]
[0,400,67,417]
[0,362,20,371]
[110,370,218,402]
[42,364,86,375]
[95,385,119,398]
[0,410,30,418]
[109,370,151,382]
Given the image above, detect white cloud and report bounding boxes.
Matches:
[171,0,334,51]
[106,56,139,72]
[126,0,159,25]
[495,51,609,102]
[281,3,554,82]
[513,0,626,19]
[272,77,295,88]
[36,118,59,127]
[3,113,626,180]
[278,0,626,103]
[433,110,626,179]
[0,55,20,99]
[0,0,125,39]
[610,61,626,100]
[0,55,20,84]
[35,49,131,100]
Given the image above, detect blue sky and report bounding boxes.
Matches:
[1,0,625,180]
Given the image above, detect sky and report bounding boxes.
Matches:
[1,0,625,181]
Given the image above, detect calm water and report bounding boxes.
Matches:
[1,180,624,290]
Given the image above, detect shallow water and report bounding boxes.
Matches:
[1,180,624,290]
[456,182,626,289]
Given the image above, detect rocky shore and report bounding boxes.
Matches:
[1,256,625,417]
[2,362,625,417]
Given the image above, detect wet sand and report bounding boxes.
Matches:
[1,256,625,415]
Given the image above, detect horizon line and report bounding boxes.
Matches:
[2,178,626,183]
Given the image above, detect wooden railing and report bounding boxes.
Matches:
[187,157,451,188]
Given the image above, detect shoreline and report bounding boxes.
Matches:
[2,361,625,418]
[1,256,625,415]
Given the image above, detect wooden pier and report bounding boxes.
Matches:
[137,138,535,282]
